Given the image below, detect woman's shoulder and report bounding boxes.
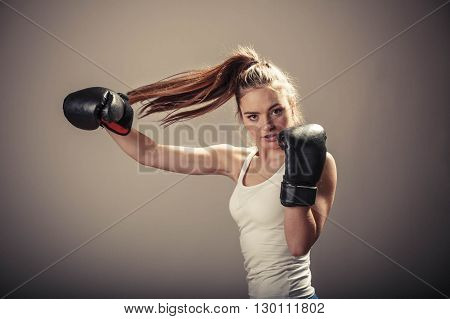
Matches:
[231,145,256,165]
[233,145,255,156]
[223,145,255,183]
[212,144,254,157]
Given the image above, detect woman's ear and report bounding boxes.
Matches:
[289,99,303,126]
[289,105,299,125]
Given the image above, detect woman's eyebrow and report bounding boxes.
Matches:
[243,103,281,115]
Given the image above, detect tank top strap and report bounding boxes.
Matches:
[236,146,258,185]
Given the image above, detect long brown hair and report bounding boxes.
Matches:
[127,46,303,127]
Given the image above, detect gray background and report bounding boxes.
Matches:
[0,0,448,298]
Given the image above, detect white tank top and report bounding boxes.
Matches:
[229,146,315,298]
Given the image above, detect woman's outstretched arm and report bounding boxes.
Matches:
[63,86,241,178]
[106,128,237,177]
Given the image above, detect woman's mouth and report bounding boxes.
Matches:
[263,133,278,142]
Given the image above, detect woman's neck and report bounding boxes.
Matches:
[255,147,285,169]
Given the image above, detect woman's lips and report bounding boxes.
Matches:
[263,133,278,142]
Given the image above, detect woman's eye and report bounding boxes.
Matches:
[272,108,283,116]
[247,115,258,121]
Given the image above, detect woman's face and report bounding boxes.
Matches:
[239,84,297,151]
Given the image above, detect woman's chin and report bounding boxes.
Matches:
[259,139,281,149]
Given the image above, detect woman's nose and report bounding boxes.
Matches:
[262,117,275,130]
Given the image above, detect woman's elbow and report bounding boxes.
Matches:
[287,233,319,257]
[289,244,312,257]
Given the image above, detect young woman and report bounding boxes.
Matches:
[63,46,337,299]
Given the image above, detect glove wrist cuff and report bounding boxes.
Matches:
[100,93,134,136]
[280,180,317,207]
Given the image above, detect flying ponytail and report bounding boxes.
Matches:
[127,45,302,127]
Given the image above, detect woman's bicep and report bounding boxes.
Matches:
[311,152,338,236]
[140,143,235,176]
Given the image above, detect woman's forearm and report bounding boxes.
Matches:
[105,127,157,164]
[284,207,317,257]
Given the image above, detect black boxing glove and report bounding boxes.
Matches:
[63,87,133,135]
[278,124,327,207]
